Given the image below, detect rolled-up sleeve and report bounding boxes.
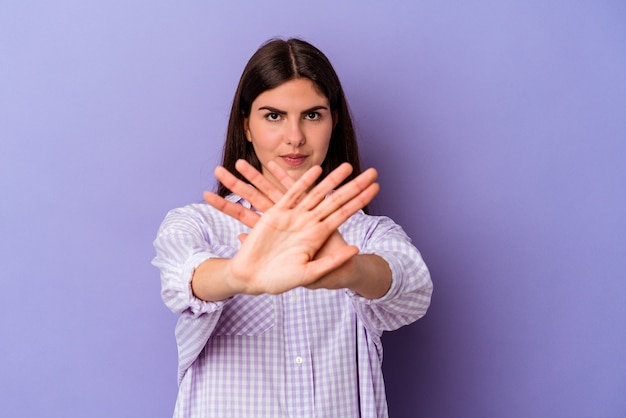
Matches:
[344,215,433,335]
[152,205,244,383]
[152,207,230,317]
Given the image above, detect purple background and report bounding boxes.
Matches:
[1,1,625,417]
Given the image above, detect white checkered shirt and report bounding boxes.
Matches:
[153,195,432,417]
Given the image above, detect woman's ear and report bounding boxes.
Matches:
[243,118,252,142]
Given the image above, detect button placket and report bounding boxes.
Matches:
[283,287,314,416]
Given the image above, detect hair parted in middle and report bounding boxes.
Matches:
[217,37,363,198]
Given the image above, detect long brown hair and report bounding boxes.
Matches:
[217,38,363,197]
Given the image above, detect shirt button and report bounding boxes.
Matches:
[295,356,304,365]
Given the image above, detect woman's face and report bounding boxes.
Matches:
[244,78,335,188]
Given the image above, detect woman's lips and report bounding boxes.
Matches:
[280,154,308,167]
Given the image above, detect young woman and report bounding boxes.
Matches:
[153,38,433,417]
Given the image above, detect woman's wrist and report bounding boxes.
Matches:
[347,254,392,300]
[191,258,241,302]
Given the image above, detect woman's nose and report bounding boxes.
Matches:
[285,120,305,146]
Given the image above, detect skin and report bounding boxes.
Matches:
[243,78,335,189]
[191,79,392,301]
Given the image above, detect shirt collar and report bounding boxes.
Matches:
[225,193,252,209]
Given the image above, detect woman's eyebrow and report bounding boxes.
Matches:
[257,106,286,114]
[300,105,329,114]
[256,105,329,114]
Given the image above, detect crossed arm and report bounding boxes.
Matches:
[191,160,392,302]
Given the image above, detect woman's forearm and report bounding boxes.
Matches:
[191,258,240,302]
[345,254,393,300]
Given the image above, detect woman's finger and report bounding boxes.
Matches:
[312,168,378,220]
[322,183,380,230]
[297,163,353,211]
[203,191,261,228]
[235,160,286,204]
[298,245,360,286]
[266,160,296,190]
[214,166,274,212]
[276,165,323,209]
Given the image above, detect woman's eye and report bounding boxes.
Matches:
[265,113,281,121]
[305,112,320,120]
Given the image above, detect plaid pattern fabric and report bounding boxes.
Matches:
[153,195,432,417]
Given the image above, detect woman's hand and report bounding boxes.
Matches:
[247,161,360,290]
[202,160,379,295]
[212,160,357,290]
